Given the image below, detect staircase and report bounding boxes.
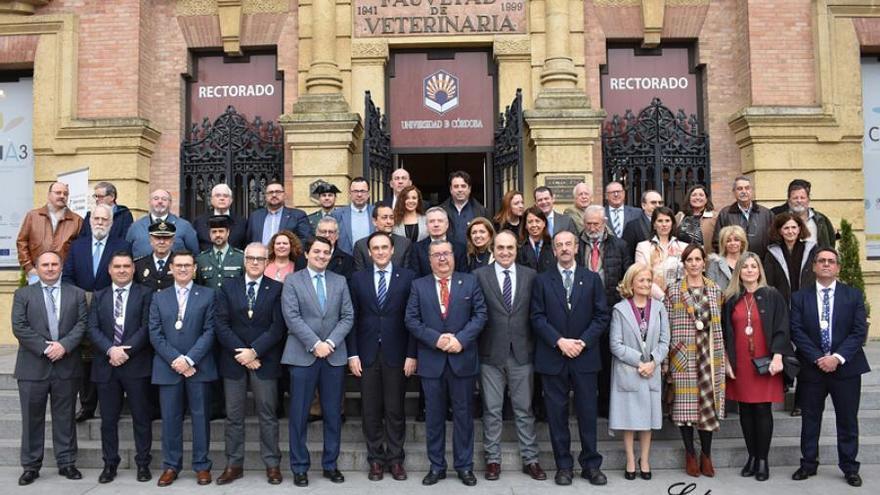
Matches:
[0,344,877,471]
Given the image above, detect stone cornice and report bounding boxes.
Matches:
[728,106,862,146]
[0,0,50,16]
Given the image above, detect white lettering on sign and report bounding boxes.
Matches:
[197,84,277,99]
[608,77,689,91]
[400,119,485,130]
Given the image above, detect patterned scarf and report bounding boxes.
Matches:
[684,283,720,431]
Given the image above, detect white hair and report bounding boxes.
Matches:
[211,183,233,197]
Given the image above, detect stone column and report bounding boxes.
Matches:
[539,0,578,90]
[305,0,343,94]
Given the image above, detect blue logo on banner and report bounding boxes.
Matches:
[424,70,459,114]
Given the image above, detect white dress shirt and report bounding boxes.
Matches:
[815,280,845,364]
[373,263,393,295]
[494,262,516,302]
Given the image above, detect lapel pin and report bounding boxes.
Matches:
[457,279,462,285]
[579,281,583,285]
[143,268,150,277]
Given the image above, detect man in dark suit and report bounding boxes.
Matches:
[405,240,487,486]
[440,170,489,245]
[531,230,610,486]
[576,205,632,418]
[312,216,355,280]
[411,206,468,278]
[134,220,176,292]
[214,242,285,485]
[534,186,577,237]
[473,231,545,481]
[622,189,662,257]
[79,181,134,241]
[61,204,130,423]
[281,236,354,487]
[193,183,248,251]
[307,183,341,233]
[352,205,413,272]
[149,250,218,486]
[12,251,88,485]
[603,181,641,238]
[790,247,870,487]
[247,180,312,246]
[88,251,154,483]
[347,231,417,481]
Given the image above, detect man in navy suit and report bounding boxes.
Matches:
[246,181,312,246]
[62,204,130,423]
[621,190,662,257]
[790,247,870,487]
[405,240,487,486]
[603,181,641,238]
[347,232,417,481]
[530,230,610,486]
[193,183,248,251]
[411,207,468,278]
[333,177,375,254]
[149,250,217,487]
[214,242,285,485]
[88,251,154,483]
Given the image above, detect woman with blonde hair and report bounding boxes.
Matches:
[609,263,670,480]
[465,217,496,272]
[664,243,726,478]
[264,230,303,281]
[392,185,428,243]
[707,225,748,291]
[635,206,688,299]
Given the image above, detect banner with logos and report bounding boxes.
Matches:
[389,51,495,150]
[863,57,880,260]
[187,53,283,126]
[0,77,34,268]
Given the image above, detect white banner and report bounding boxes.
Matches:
[863,58,880,260]
[0,77,34,268]
[57,167,90,219]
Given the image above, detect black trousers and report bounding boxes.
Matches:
[95,376,153,468]
[359,350,407,465]
[799,374,862,474]
[738,402,773,459]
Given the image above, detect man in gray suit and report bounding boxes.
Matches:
[281,236,354,487]
[473,231,546,482]
[12,251,88,485]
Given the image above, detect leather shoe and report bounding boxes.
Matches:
[137,466,152,482]
[157,468,177,487]
[18,470,39,486]
[323,469,345,483]
[75,409,95,423]
[685,451,700,477]
[422,470,446,485]
[845,472,863,487]
[98,465,117,483]
[389,463,407,481]
[741,456,756,477]
[58,466,82,480]
[293,472,308,487]
[582,467,607,485]
[457,470,477,486]
[699,453,715,477]
[368,462,384,481]
[792,467,817,480]
[522,462,547,480]
[216,466,242,485]
[554,469,573,485]
[266,467,282,485]
[196,470,212,485]
[755,459,769,481]
[308,413,323,423]
[485,462,500,481]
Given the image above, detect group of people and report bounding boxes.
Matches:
[10,170,869,489]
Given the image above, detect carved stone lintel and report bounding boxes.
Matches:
[642,0,665,48]
[218,0,243,55]
[493,36,530,59]
[0,0,50,15]
[351,40,389,61]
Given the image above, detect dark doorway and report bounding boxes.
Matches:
[398,153,487,206]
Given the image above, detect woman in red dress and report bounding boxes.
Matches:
[721,252,794,482]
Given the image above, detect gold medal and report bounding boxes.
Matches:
[175,320,183,330]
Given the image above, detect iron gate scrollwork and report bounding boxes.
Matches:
[363,91,393,204]
[602,97,710,212]
[492,88,524,209]
[180,105,284,220]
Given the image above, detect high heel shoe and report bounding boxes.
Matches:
[624,459,636,480]
[685,451,700,477]
[755,459,769,481]
[741,456,756,477]
[700,453,715,478]
[638,458,652,480]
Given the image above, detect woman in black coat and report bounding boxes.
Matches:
[517,206,557,273]
[763,213,818,305]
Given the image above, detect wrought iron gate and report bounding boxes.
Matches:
[602,98,710,211]
[363,91,393,204]
[492,89,524,210]
[180,105,284,219]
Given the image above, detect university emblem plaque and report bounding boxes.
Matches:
[423,70,459,114]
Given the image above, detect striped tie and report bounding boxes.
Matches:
[113,288,125,345]
[502,269,512,311]
[612,209,622,237]
[821,288,832,354]
[377,270,387,308]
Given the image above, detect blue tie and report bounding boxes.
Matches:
[534,240,541,259]
[315,274,326,312]
[92,240,103,276]
[821,288,832,354]
[247,281,257,308]
[377,270,387,308]
[502,269,512,311]
[548,215,555,236]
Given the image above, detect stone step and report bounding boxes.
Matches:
[0,435,878,471]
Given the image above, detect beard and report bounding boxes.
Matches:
[789,204,807,214]
[587,230,603,242]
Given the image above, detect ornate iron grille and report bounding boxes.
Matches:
[180,105,284,220]
[602,98,710,212]
[492,89,524,209]
[363,91,393,204]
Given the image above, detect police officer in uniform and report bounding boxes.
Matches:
[308,183,341,233]
[134,221,176,292]
[195,215,245,290]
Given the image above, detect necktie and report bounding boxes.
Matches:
[247,281,257,309]
[590,241,600,272]
[534,241,541,259]
[93,240,103,276]
[377,270,387,308]
[44,286,59,341]
[502,269,512,311]
[157,259,165,271]
[215,250,223,265]
[563,269,573,307]
[613,209,622,237]
[315,274,326,312]
[113,288,125,345]
[177,287,189,322]
[821,287,832,354]
[439,277,450,320]
[548,215,555,236]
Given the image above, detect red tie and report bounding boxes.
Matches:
[590,242,600,272]
[439,278,450,320]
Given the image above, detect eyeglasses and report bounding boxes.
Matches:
[92,194,107,200]
[245,256,268,263]
[429,251,452,260]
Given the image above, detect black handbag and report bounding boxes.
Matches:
[751,356,771,375]
[751,355,801,379]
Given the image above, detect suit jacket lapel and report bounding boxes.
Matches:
[483,265,506,312]
[122,285,140,339]
[569,270,585,311]
[548,269,568,312]
[804,287,820,340]
[57,285,75,336]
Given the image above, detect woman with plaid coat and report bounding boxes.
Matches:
[664,244,726,479]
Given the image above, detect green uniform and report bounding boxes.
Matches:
[195,245,244,289]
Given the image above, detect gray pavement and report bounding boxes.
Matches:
[3,465,875,495]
